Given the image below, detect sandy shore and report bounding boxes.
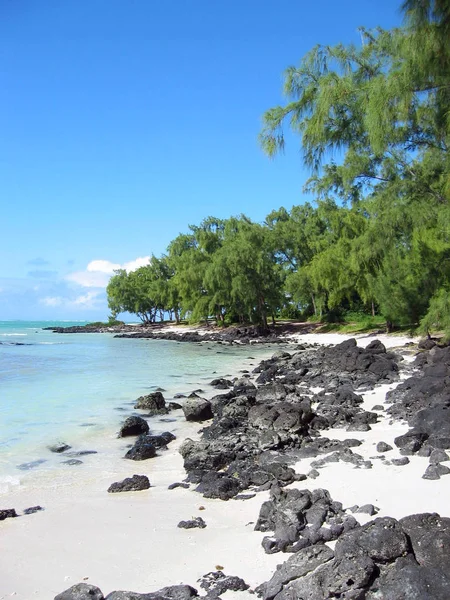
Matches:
[1,331,448,599]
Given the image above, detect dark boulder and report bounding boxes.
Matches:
[260,545,335,600]
[198,571,249,596]
[134,392,168,415]
[124,438,157,461]
[335,517,409,563]
[376,441,393,453]
[365,339,387,354]
[182,397,213,422]
[0,509,17,520]
[399,513,450,575]
[105,585,198,600]
[107,474,150,493]
[54,583,104,600]
[195,471,241,501]
[177,517,206,529]
[210,378,233,389]
[118,416,149,438]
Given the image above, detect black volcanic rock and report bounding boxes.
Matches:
[182,397,213,422]
[134,392,168,415]
[0,508,17,521]
[118,416,149,438]
[108,474,150,493]
[54,583,104,599]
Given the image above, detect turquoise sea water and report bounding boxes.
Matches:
[0,320,275,492]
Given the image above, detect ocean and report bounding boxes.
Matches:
[0,320,276,495]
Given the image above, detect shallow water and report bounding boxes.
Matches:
[0,321,277,493]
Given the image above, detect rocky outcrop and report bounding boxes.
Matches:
[259,512,450,600]
[54,584,198,600]
[386,345,450,469]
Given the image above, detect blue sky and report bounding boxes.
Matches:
[1,0,403,320]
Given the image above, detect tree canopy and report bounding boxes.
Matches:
[107,0,449,339]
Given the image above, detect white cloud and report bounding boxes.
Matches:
[72,290,102,307]
[86,260,121,274]
[123,256,150,272]
[66,270,112,288]
[42,296,63,307]
[66,256,150,289]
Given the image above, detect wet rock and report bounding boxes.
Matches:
[54,583,104,600]
[62,459,83,466]
[177,517,206,529]
[107,474,150,493]
[118,416,149,438]
[182,397,213,422]
[48,442,71,453]
[168,401,183,410]
[0,508,17,520]
[210,378,233,389]
[124,438,157,461]
[134,392,168,415]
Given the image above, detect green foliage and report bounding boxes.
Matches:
[105,1,449,334]
[420,287,450,340]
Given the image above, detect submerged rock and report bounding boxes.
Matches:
[48,442,71,453]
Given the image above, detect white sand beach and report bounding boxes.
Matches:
[1,332,448,599]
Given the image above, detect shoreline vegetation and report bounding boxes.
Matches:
[99,0,450,342]
[2,325,450,598]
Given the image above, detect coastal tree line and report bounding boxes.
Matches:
[107,0,450,337]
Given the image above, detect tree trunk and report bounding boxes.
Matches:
[371,301,375,317]
[311,293,317,316]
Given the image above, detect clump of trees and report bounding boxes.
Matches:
[107,0,449,338]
